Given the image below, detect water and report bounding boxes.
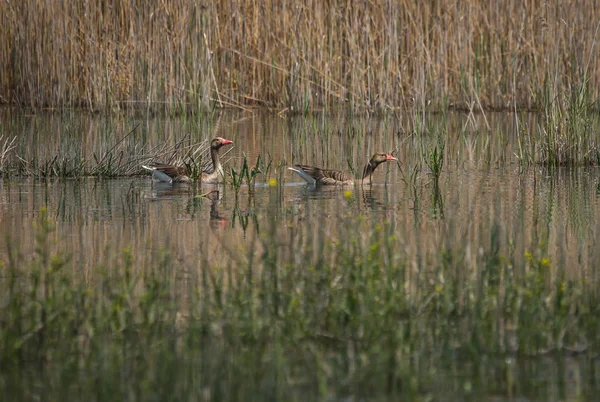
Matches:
[1,110,600,400]
[3,111,600,276]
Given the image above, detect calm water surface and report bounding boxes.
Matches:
[1,110,599,400]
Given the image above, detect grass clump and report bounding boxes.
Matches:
[229,153,262,198]
[515,78,600,166]
[539,80,599,166]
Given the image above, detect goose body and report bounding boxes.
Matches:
[289,153,397,186]
[143,137,233,184]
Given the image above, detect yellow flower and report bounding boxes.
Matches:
[524,251,532,259]
[268,178,277,187]
[344,190,353,199]
[540,258,550,266]
[435,284,443,292]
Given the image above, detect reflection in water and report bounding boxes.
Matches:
[361,186,394,212]
[1,113,600,280]
[144,180,194,200]
[430,180,445,219]
[209,195,228,226]
[290,183,399,217]
[231,206,259,235]
[1,111,600,400]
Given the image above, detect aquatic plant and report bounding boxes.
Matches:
[512,75,600,167]
[1,206,598,400]
[423,140,445,183]
[539,79,599,166]
[229,153,262,198]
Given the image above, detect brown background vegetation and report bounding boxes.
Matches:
[1,0,598,112]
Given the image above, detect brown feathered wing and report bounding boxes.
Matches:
[294,164,353,185]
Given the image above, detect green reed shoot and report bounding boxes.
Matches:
[230,153,262,198]
[423,139,445,182]
[244,154,263,187]
[230,162,245,196]
[259,153,273,180]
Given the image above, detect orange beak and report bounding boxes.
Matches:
[220,138,234,145]
[385,154,398,161]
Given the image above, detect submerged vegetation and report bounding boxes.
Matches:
[1,0,599,113]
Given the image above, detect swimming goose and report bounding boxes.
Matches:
[288,153,397,185]
[143,137,233,183]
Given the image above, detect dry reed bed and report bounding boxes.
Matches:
[1,0,598,112]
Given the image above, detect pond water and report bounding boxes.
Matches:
[2,111,600,276]
[1,110,600,400]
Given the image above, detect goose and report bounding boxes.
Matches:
[143,137,233,183]
[288,153,397,186]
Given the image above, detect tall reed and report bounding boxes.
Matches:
[1,1,599,113]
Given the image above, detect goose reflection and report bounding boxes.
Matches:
[291,184,392,212]
[209,191,229,231]
[144,181,195,200]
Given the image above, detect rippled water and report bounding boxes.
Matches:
[1,110,600,400]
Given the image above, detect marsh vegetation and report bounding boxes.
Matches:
[1,1,599,113]
[1,111,600,400]
[1,1,600,399]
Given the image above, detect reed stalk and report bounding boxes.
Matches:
[1,1,599,113]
